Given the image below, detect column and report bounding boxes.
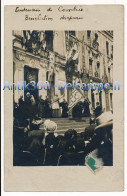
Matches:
[105,91,110,111]
[102,90,106,111]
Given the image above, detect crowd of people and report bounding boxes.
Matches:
[13,92,113,166]
[14,92,103,132]
[14,93,95,121]
[13,117,113,166]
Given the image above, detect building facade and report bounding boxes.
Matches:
[13,30,113,115]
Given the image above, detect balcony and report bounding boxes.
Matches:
[92,41,99,51]
[94,70,100,78]
[89,76,102,83]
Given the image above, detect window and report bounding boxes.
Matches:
[46,71,49,81]
[95,33,98,40]
[69,31,76,36]
[89,59,93,75]
[99,91,102,109]
[87,31,91,45]
[93,33,99,50]
[110,93,113,110]
[97,62,100,77]
[87,31,91,39]
[108,67,111,82]
[45,31,53,51]
[91,91,95,109]
[111,45,113,59]
[106,41,109,56]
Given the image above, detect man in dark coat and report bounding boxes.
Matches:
[28,135,45,166]
[85,118,113,166]
[44,133,58,166]
[58,139,77,166]
[94,102,102,118]
[43,120,58,166]
[58,130,86,166]
[44,96,52,118]
[83,117,96,142]
[72,101,83,119]
[59,99,68,118]
[83,98,91,117]
[38,95,45,118]
[72,134,86,165]
[24,92,35,121]
[18,95,24,107]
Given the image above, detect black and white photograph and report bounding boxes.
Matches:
[13,30,113,167]
[3,3,124,192]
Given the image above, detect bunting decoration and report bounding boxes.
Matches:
[65,31,79,63]
[21,30,47,54]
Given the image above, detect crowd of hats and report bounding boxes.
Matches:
[13,111,113,166]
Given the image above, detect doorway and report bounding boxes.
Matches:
[24,66,38,102]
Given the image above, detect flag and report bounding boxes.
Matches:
[26,31,31,41]
[68,89,84,112]
[40,31,45,42]
[66,41,79,61]
[22,30,27,44]
[40,31,47,50]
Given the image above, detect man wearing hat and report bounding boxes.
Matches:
[43,120,59,165]
[82,117,96,147]
[94,102,102,118]
[85,111,113,166]
[59,98,68,118]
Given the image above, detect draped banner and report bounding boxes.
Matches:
[68,89,84,112]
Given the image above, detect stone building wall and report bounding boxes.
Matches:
[13,30,113,112]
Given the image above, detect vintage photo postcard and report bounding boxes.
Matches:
[4,5,124,191]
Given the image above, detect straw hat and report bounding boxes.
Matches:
[95,111,113,130]
[44,120,57,133]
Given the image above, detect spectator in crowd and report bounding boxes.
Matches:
[94,102,102,118]
[44,96,52,118]
[30,95,36,106]
[85,112,113,165]
[83,98,91,117]
[13,120,32,166]
[30,94,38,118]
[81,118,96,148]
[72,101,83,119]
[25,92,31,104]
[13,96,113,167]
[59,98,68,118]
[14,95,30,124]
[28,135,45,166]
[38,95,45,118]
[43,120,58,165]
[64,129,77,142]
[24,92,35,122]
[18,95,24,106]
[58,139,77,166]
[72,132,86,165]
[57,129,86,166]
